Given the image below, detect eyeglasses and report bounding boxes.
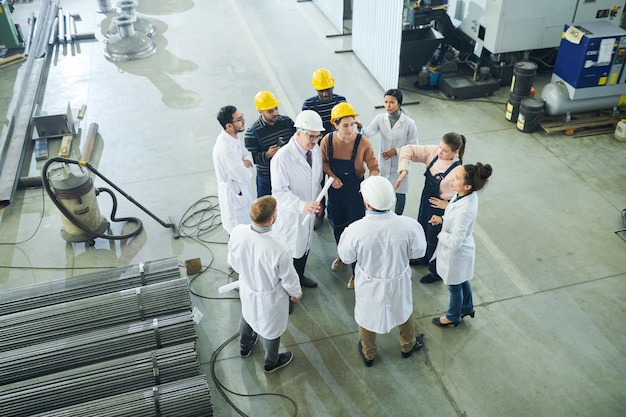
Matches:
[301,131,322,141]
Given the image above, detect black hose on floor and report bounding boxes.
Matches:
[42,157,175,241]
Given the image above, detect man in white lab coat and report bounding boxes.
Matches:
[271,110,325,295]
[213,105,254,234]
[337,176,427,367]
[228,196,302,373]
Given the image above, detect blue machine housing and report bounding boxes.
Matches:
[552,21,626,99]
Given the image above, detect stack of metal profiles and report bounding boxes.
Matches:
[28,376,213,417]
[0,278,191,352]
[0,311,198,384]
[0,257,181,315]
[0,257,213,416]
[0,342,200,416]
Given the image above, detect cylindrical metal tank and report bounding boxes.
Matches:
[541,82,622,116]
[47,162,108,242]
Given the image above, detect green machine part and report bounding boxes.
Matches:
[0,1,20,50]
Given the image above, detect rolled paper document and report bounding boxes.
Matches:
[218,281,240,294]
[301,176,335,226]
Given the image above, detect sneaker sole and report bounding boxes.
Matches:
[264,353,293,373]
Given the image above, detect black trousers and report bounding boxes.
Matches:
[293,251,309,281]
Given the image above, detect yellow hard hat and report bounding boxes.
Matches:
[330,102,358,125]
[311,68,335,90]
[254,91,281,111]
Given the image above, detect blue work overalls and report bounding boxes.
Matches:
[327,132,366,244]
[418,156,460,266]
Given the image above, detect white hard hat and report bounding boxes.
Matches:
[294,110,325,131]
[360,176,396,211]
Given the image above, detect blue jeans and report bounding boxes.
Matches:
[395,193,406,215]
[239,317,281,367]
[256,175,271,197]
[446,281,474,323]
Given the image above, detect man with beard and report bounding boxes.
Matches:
[301,68,347,229]
[213,105,254,235]
[271,110,325,300]
[245,91,296,197]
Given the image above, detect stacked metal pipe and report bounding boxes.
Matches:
[0,342,200,416]
[0,257,181,315]
[0,278,191,352]
[0,257,212,415]
[29,376,213,417]
[0,312,197,385]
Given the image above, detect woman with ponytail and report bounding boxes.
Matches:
[395,132,467,283]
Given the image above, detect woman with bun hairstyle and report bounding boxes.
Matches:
[428,163,493,327]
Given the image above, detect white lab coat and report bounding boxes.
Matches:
[434,192,478,285]
[212,130,254,234]
[361,112,418,194]
[228,224,302,340]
[270,136,323,258]
[337,211,426,333]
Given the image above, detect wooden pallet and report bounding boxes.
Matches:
[540,111,620,138]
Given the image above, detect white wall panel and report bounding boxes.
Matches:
[352,0,403,89]
[312,0,344,34]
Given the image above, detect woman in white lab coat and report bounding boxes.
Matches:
[361,89,418,215]
[429,163,493,327]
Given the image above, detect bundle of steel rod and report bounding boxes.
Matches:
[0,312,197,385]
[0,278,191,352]
[27,375,213,417]
[0,342,201,417]
[0,257,181,315]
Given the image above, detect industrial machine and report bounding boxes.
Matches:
[443,0,625,85]
[542,21,626,115]
[0,0,21,49]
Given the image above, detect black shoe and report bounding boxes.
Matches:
[461,311,475,319]
[420,273,442,283]
[264,352,293,373]
[358,341,374,367]
[300,276,318,288]
[240,334,258,357]
[432,317,460,327]
[402,334,425,358]
[409,258,427,266]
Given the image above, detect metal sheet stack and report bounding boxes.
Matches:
[0,257,213,416]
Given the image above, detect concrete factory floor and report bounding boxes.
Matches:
[1,1,626,416]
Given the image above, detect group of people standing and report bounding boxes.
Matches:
[214,68,493,372]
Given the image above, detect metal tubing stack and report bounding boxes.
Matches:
[0,278,192,352]
[0,312,197,385]
[0,258,213,416]
[0,343,200,417]
[28,376,213,417]
[0,257,181,315]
